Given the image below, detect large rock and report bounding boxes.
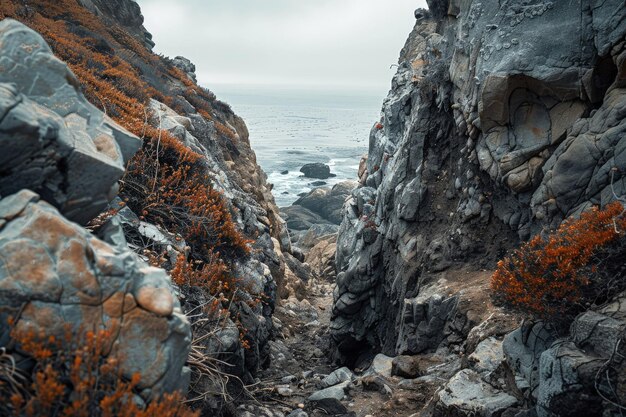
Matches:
[331,0,626,375]
[293,181,357,225]
[435,369,518,417]
[0,190,191,396]
[78,0,155,49]
[300,163,333,179]
[307,381,349,401]
[504,297,626,417]
[536,343,605,417]
[503,322,556,399]
[0,19,141,224]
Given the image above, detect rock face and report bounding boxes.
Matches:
[0,19,140,225]
[0,188,191,396]
[503,297,626,417]
[332,0,626,366]
[0,19,190,401]
[78,0,155,49]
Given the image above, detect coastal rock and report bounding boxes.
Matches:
[281,205,332,231]
[391,355,424,379]
[331,0,626,370]
[293,181,357,225]
[322,367,354,388]
[305,234,337,279]
[0,20,140,224]
[468,337,504,375]
[308,381,350,401]
[0,190,191,396]
[300,163,333,179]
[173,56,197,82]
[78,0,155,49]
[435,369,518,417]
[503,297,626,416]
[503,322,556,399]
[365,354,394,378]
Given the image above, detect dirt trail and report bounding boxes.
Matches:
[243,279,435,417]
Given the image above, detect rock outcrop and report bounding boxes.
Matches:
[0,19,140,224]
[78,0,155,49]
[0,19,190,402]
[332,0,626,361]
[331,0,626,415]
[0,1,290,413]
[0,190,191,396]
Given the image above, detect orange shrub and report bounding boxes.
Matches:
[2,327,198,417]
[491,202,626,319]
[124,135,251,261]
[171,253,231,294]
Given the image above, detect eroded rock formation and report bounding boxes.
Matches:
[0,19,190,401]
[332,0,626,415]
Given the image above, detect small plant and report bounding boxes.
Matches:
[123,134,251,264]
[491,201,626,320]
[1,325,198,417]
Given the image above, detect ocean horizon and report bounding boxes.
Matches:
[212,84,385,207]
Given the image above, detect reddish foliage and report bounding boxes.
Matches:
[491,202,626,319]
[2,326,198,417]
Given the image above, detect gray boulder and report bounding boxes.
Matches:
[0,190,191,397]
[536,342,604,417]
[322,367,354,388]
[435,369,518,417]
[173,56,197,82]
[300,163,333,179]
[281,205,331,231]
[293,181,357,225]
[391,355,424,379]
[0,20,140,224]
[307,380,349,401]
[503,322,556,399]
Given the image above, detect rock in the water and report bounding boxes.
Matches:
[0,190,191,396]
[300,163,333,179]
[435,369,518,417]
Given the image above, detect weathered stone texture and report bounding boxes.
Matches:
[0,19,140,224]
[0,190,191,396]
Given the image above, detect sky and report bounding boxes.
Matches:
[136,0,427,93]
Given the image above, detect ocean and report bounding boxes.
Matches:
[214,85,384,207]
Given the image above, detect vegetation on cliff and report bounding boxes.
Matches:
[492,201,626,321]
[0,1,261,414]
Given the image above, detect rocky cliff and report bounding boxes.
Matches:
[0,1,291,415]
[332,0,626,415]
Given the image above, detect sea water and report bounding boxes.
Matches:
[215,85,384,207]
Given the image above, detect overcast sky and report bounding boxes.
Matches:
[136,0,427,93]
